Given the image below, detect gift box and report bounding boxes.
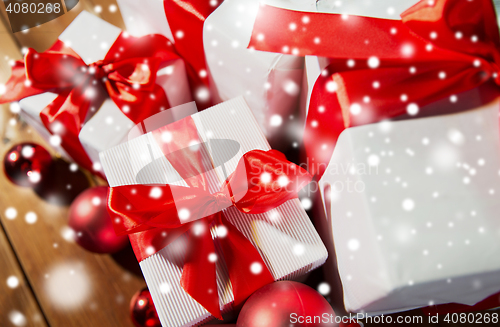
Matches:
[319,88,500,313]
[100,97,328,326]
[249,0,500,315]
[0,11,193,175]
[117,0,312,149]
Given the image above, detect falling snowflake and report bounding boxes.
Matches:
[317,282,331,295]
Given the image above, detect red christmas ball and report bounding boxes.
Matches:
[68,186,128,254]
[130,288,161,327]
[237,281,336,327]
[3,143,52,187]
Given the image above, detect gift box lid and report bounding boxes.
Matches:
[319,94,500,313]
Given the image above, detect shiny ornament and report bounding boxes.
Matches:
[68,186,128,253]
[34,158,90,206]
[3,143,52,187]
[130,288,161,327]
[237,281,335,327]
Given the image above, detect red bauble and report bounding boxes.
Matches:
[68,186,128,254]
[130,288,161,327]
[3,143,52,187]
[237,281,336,327]
[34,158,90,206]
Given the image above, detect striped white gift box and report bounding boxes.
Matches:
[100,97,328,326]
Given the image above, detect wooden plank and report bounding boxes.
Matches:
[0,223,49,327]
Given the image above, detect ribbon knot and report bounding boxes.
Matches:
[0,33,182,174]
[213,191,233,211]
[88,60,108,80]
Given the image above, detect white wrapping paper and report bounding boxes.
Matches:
[100,97,328,326]
[318,87,500,314]
[17,11,193,172]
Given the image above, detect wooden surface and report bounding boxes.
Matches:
[0,1,145,327]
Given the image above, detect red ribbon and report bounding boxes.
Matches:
[249,0,500,177]
[164,0,221,109]
[108,116,312,319]
[0,33,183,174]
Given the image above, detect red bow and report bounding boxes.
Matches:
[249,0,500,177]
[0,33,182,174]
[109,146,312,318]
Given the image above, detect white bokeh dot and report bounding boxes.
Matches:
[350,103,362,115]
[368,154,380,166]
[277,175,289,187]
[402,199,415,211]
[91,196,101,206]
[5,207,17,220]
[347,238,360,251]
[260,172,272,183]
[407,103,419,116]
[25,212,37,224]
[7,276,19,289]
[293,244,305,256]
[250,262,263,274]
[146,186,162,199]
[208,253,218,262]
[216,225,228,238]
[367,56,380,68]
[326,81,338,92]
[301,198,312,210]
[178,208,190,221]
[317,282,331,295]
[161,131,173,143]
[270,114,283,127]
[9,310,26,326]
[159,282,171,294]
[49,135,62,147]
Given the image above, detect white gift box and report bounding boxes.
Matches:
[318,87,500,314]
[117,0,315,146]
[117,0,313,147]
[203,0,319,147]
[100,97,328,326]
[18,11,193,172]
